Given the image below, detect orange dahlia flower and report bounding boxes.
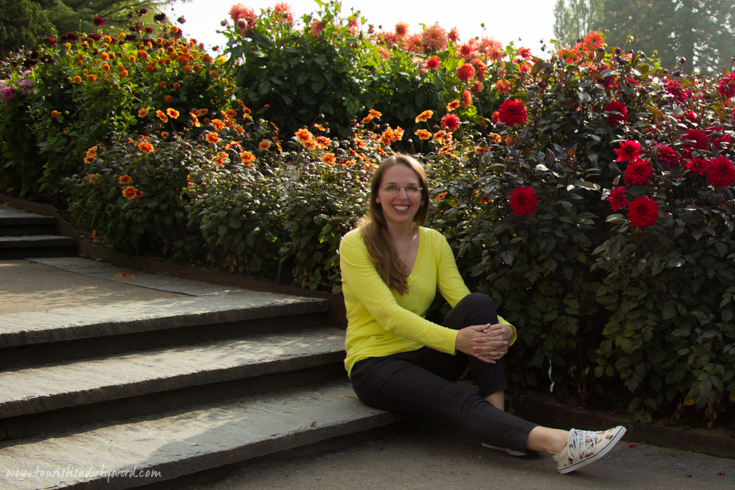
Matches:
[415,110,433,123]
[240,151,255,165]
[122,186,139,199]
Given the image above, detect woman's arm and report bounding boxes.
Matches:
[434,231,518,346]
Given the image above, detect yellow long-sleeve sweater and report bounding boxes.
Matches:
[339,226,516,376]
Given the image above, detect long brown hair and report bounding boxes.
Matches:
[358,154,430,294]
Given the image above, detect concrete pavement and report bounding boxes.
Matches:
[1,255,733,489]
[176,424,735,490]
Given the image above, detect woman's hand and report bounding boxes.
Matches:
[455,324,509,364]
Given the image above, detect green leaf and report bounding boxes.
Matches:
[662,305,676,320]
[671,329,690,337]
[607,239,621,258]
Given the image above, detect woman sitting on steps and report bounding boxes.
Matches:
[338,154,626,474]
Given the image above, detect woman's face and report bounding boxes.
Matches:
[375,164,422,229]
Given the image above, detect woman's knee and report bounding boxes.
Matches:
[459,293,496,311]
[445,293,498,329]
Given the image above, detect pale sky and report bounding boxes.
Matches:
[166,0,558,56]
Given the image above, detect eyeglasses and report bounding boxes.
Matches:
[380,184,423,195]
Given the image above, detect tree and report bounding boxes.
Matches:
[0,0,57,52]
[0,0,178,52]
[596,0,735,73]
[553,0,602,46]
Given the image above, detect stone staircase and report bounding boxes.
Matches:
[0,204,76,259]
[0,258,403,489]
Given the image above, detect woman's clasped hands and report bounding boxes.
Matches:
[455,323,513,363]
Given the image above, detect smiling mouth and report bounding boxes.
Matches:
[393,205,410,211]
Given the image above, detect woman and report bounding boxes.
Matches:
[339,154,626,474]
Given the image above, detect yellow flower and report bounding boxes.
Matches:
[86,74,96,82]
[73,76,82,83]
[156,110,168,123]
[138,108,149,118]
[415,129,431,140]
[118,175,132,185]
[167,108,180,119]
[259,140,271,150]
[205,132,220,144]
[51,110,59,118]
[138,141,154,153]
[164,95,173,103]
[415,110,433,123]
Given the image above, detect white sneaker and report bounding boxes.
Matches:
[553,426,627,474]
[481,442,532,457]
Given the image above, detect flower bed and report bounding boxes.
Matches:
[0,2,733,428]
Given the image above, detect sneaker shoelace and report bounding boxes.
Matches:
[568,429,597,460]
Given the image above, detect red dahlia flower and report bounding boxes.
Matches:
[456,63,476,81]
[685,157,708,175]
[508,186,538,217]
[706,156,735,188]
[447,27,459,43]
[441,114,460,131]
[458,43,475,59]
[426,56,440,70]
[627,196,659,229]
[656,145,680,170]
[607,187,629,211]
[680,129,709,149]
[93,17,104,26]
[422,24,448,52]
[395,22,408,38]
[497,99,528,127]
[273,3,294,23]
[462,90,472,108]
[480,37,503,62]
[583,31,604,50]
[604,101,628,124]
[664,80,690,103]
[615,140,641,163]
[717,73,735,99]
[624,159,653,186]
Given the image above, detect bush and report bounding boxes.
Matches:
[66,131,200,257]
[0,18,231,203]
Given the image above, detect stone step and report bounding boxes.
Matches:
[0,380,402,490]
[0,235,77,259]
[0,205,56,236]
[0,291,330,369]
[0,328,346,441]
